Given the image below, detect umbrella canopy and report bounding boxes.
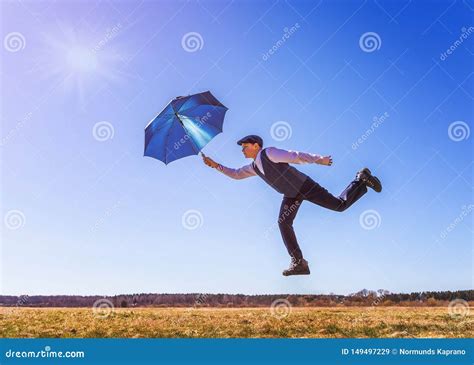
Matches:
[144,91,228,164]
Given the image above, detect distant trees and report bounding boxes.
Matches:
[0,290,472,308]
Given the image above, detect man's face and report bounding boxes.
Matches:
[241,142,260,158]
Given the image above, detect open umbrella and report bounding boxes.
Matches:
[144,91,228,164]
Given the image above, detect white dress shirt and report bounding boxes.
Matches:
[216,147,324,179]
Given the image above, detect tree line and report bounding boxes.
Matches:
[0,290,472,308]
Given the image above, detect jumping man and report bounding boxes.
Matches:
[202,135,382,276]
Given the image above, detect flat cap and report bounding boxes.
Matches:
[236,135,263,147]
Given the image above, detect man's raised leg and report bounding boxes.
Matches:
[301,178,367,212]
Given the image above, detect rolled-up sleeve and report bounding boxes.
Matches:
[266,147,324,164]
[216,163,257,179]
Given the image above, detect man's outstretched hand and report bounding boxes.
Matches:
[320,155,333,166]
[201,153,219,169]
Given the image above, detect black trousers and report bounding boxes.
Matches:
[278,177,368,260]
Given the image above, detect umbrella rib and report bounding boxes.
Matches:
[185,115,223,134]
[177,115,200,154]
[145,100,175,129]
[178,104,227,116]
[163,117,178,165]
[145,116,174,136]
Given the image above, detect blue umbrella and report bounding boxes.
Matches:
[144,91,228,164]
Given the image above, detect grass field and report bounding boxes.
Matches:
[1,307,472,338]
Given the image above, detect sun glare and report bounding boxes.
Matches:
[66,46,98,72]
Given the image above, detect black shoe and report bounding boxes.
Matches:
[282,258,310,276]
[357,168,382,193]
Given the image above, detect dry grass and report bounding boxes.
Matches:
[0,307,472,338]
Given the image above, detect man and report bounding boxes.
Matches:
[202,135,382,276]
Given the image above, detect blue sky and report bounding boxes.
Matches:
[1,0,472,296]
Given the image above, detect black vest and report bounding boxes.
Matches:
[252,148,309,198]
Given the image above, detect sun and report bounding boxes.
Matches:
[27,21,127,107]
[66,46,99,73]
